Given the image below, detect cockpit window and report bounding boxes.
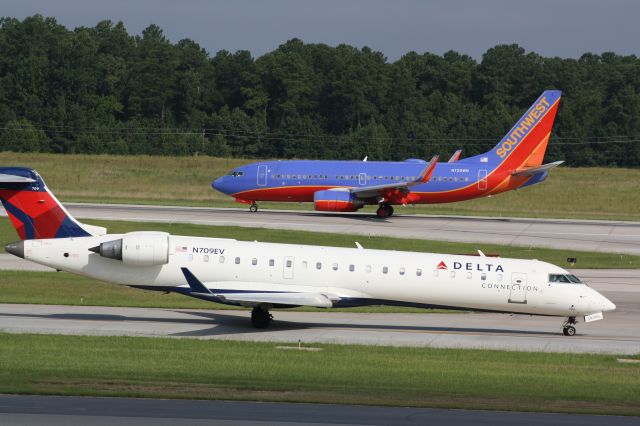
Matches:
[549,273,583,284]
[228,171,244,177]
[567,274,583,284]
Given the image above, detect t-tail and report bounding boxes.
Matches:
[0,167,106,240]
[467,90,564,180]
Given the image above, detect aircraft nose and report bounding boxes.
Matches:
[212,177,226,193]
[5,240,24,259]
[601,297,616,312]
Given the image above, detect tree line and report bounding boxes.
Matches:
[1,15,639,166]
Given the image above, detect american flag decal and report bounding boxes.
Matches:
[175,246,188,253]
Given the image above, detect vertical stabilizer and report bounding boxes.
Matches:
[0,167,102,240]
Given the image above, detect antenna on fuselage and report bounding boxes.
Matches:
[355,242,364,249]
[362,156,368,162]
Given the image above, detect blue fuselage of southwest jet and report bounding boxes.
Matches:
[213,90,563,216]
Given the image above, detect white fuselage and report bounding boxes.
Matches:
[19,232,615,318]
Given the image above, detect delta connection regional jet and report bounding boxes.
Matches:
[213,90,564,218]
[1,167,615,335]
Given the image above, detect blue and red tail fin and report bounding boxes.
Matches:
[0,167,102,240]
[468,90,562,172]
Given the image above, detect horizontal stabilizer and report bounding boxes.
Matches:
[216,292,333,308]
[512,161,564,176]
[0,173,35,184]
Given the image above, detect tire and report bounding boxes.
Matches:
[251,307,271,329]
[249,204,258,213]
[376,205,392,219]
[563,326,576,336]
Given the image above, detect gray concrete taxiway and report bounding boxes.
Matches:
[3,203,636,255]
[1,395,637,426]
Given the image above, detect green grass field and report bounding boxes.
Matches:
[1,333,638,415]
[1,152,639,220]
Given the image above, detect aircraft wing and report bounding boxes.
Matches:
[180,268,335,308]
[512,161,564,176]
[350,155,438,199]
[215,291,333,308]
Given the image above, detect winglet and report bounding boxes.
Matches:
[448,150,462,163]
[181,267,212,294]
[413,155,439,185]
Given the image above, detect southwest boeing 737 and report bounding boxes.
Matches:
[213,90,564,217]
[1,167,614,335]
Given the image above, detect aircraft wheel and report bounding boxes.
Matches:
[251,306,272,329]
[376,204,393,219]
[562,325,576,336]
[249,203,258,213]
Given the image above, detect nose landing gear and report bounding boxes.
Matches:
[562,316,577,336]
[249,202,258,213]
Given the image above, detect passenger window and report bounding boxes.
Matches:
[382,266,388,274]
[349,264,355,272]
[302,261,308,269]
[316,262,322,270]
[466,272,472,279]
[235,257,240,264]
[188,254,193,262]
[497,273,503,281]
[203,255,209,262]
[433,270,439,277]
[449,271,455,278]
[332,263,338,271]
[269,259,275,267]
[252,258,257,266]
[219,256,225,263]
[481,273,487,281]
[416,269,422,276]
[399,267,405,275]
[365,265,371,273]
[286,260,292,268]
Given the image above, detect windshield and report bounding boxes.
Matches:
[228,171,244,177]
[549,273,584,284]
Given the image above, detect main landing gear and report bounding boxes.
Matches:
[562,316,577,336]
[249,202,258,213]
[376,204,394,219]
[251,305,273,329]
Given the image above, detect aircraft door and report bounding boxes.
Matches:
[257,165,268,187]
[508,272,528,304]
[283,256,294,279]
[358,172,366,186]
[478,169,488,191]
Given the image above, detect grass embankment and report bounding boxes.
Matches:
[0,334,638,415]
[1,218,639,309]
[1,152,639,221]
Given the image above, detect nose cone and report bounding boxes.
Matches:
[602,297,616,312]
[5,240,24,259]
[212,177,228,194]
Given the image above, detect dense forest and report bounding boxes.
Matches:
[0,15,639,166]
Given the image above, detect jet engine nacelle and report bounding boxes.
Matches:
[91,231,170,266]
[313,189,362,212]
